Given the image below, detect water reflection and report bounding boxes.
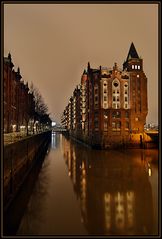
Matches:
[51,132,60,149]
[62,135,158,235]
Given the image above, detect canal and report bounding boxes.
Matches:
[8,132,159,236]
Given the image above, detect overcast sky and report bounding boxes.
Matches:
[4,3,158,124]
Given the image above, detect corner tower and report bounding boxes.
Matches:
[124,43,148,134]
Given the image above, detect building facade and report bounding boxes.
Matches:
[61,43,148,148]
[4,53,35,133]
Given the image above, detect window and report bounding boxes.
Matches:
[104,121,108,130]
[132,65,134,69]
[94,121,99,129]
[135,65,137,69]
[125,111,129,118]
[112,122,115,128]
[113,96,115,101]
[112,103,116,109]
[113,82,119,87]
[125,97,128,101]
[138,65,140,69]
[104,96,107,101]
[104,103,107,108]
[116,121,121,129]
[104,89,107,93]
[95,96,98,102]
[117,96,119,101]
[137,74,139,78]
[112,111,121,118]
[125,121,129,129]
[94,115,98,121]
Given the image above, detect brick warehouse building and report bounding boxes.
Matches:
[61,43,148,148]
[4,53,35,133]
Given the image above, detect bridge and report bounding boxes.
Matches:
[52,126,67,132]
[144,130,159,147]
[144,129,158,135]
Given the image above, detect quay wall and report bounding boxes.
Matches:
[3,130,51,209]
[63,131,158,149]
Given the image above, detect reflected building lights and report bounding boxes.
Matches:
[51,133,56,149]
[80,161,87,215]
[61,136,156,235]
[104,193,111,230]
[115,192,125,230]
[72,149,76,185]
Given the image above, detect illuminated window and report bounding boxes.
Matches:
[132,65,134,69]
[112,122,115,128]
[116,121,121,129]
[138,65,140,69]
[135,65,137,69]
[112,103,116,109]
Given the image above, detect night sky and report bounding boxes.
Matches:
[4,3,158,124]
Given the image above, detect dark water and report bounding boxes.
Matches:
[16,132,158,236]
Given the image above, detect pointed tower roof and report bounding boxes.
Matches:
[126,42,139,61]
[16,67,22,81]
[83,69,87,74]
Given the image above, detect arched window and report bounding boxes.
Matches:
[112,79,120,109]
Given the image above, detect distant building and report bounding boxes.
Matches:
[61,43,148,148]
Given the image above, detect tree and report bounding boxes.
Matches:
[30,82,49,133]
